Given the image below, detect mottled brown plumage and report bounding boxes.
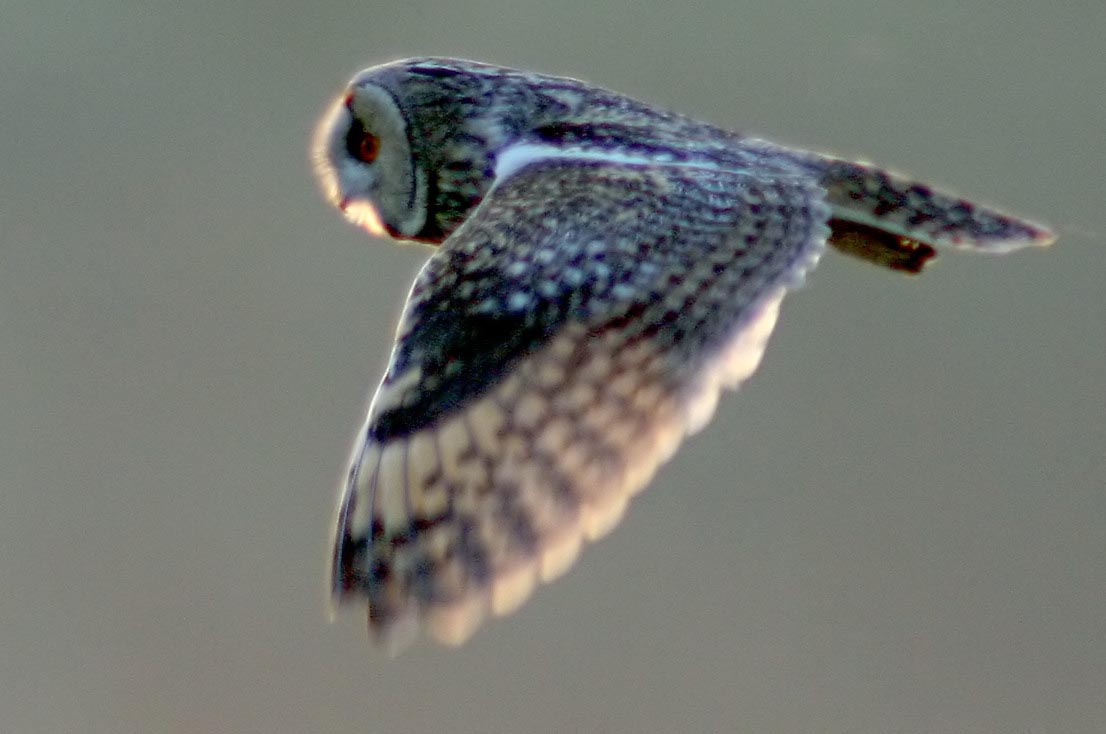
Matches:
[312,57,1053,649]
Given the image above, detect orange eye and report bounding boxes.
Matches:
[357,132,380,163]
[345,119,380,164]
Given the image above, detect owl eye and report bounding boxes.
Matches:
[345,119,380,164]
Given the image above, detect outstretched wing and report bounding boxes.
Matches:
[332,156,830,648]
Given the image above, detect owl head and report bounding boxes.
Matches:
[313,58,560,244]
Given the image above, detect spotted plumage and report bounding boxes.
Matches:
[312,57,1053,649]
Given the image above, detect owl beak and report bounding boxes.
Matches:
[339,197,390,238]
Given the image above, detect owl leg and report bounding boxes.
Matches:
[828,219,937,274]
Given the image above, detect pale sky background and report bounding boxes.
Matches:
[2,2,1104,732]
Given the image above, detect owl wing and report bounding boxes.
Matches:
[333,155,830,649]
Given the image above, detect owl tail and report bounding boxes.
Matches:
[801,156,1055,273]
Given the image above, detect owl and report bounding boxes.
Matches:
[312,57,1053,650]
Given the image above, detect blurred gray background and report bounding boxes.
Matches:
[3,1,1104,732]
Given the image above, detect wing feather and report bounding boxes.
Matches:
[333,157,830,647]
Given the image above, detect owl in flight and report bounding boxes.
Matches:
[312,57,1053,649]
